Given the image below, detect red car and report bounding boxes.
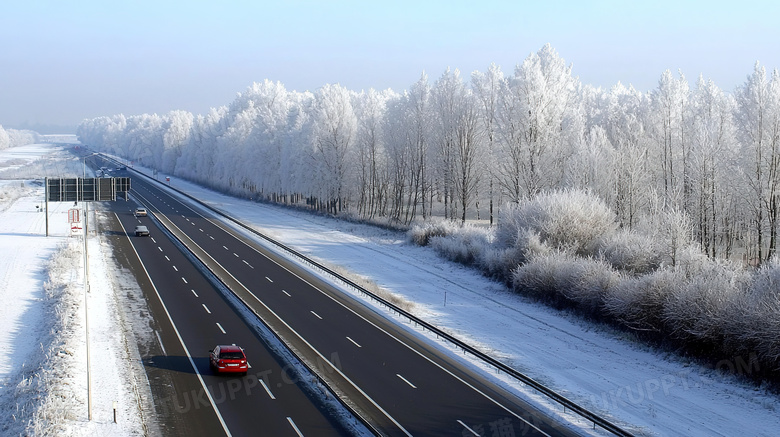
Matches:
[209,345,248,375]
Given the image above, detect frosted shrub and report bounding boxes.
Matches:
[511,252,569,306]
[662,264,737,346]
[407,219,461,246]
[511,251,616,312]
[726,262,780,365]
[496,189,618,257]
[479,246,524,279]
[603,270,678,332]
[428,224,491,265]
[598,230,663,275]
[558,257,622,315]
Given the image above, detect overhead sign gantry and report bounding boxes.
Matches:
[44,177,131,236]
[46,177,131,202]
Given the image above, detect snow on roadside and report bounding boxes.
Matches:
[147,171,780,437]
[0,144,145,436]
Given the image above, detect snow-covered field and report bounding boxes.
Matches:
[0,144,144,436]
[2,142,779,436]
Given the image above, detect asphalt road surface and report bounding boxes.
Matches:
[96,159,585,437]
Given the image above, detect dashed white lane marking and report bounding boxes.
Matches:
[191,289,199,298]
[223,245,229,250]
[396,374,417,389]
[158,247,163,252]
[265,277,273,282]
[260,380,276,400]
[282,290,291,297]
[243,260,254,269]
[458,420,480,436]
[182,277,188,284]
[173,265,178,272]
[216,323,226,334]
[310,311,322,320]
[346,336,362,348]
[287,417,303,437]
[165,255,170,261]
[202,304,211,314]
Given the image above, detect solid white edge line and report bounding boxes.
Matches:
[116,212,232,437]
[286,417,304,437]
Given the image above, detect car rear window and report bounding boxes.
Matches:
[219,351,244,360]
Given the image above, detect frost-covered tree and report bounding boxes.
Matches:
[354,88,395,219]
[688,76,738,258]
[648,70,690,210]
[0,126,9,150]
[495,44,580,201]
[600,83,653,230]
[161,110,193,174]
[310,84,357,213]
[472,63,504,224]
[734,63,780,262]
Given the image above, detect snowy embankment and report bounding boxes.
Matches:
[0,144,145,436]
[143,170,780,437]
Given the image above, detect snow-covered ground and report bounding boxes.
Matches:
[0,144,145,436]
[2,142,779,436]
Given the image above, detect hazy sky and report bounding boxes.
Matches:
[1,0,778,129]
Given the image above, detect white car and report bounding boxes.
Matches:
[134,207,147,217]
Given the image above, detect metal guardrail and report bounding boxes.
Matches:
[109,156,633,436]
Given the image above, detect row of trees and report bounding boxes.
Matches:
[77,44,780,263]
[0,125,40,150]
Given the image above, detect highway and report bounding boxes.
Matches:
[96,158,585,437]
[102,186,361,435]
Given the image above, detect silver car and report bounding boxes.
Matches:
[134,225,149,237]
